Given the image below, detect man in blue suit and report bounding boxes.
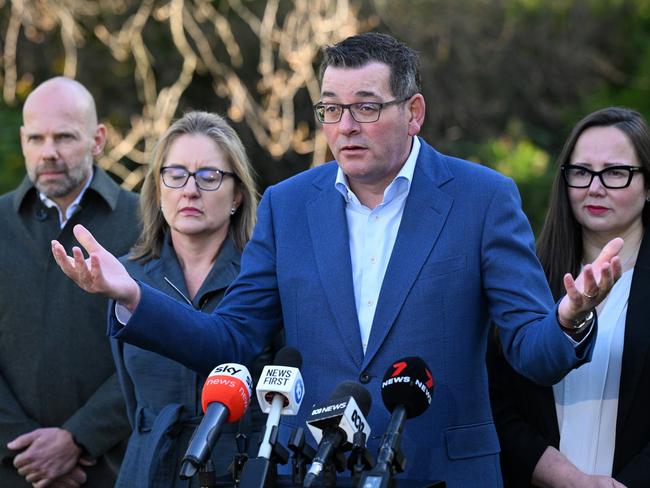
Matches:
[52,33,622,486]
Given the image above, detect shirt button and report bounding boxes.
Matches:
[359,372,371,384]
[366,299,374,307]
[370,256,377,264]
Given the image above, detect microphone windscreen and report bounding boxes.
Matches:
[201,363,252,422]
[330,380,372,417]
[273,346,303,369]
[381,356,434,419]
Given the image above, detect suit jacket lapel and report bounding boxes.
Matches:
[363,145,453,368]
[616,232,650,438]
[306,172,364,368]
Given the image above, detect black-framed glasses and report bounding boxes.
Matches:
[313,96,412,124]
[160,166,237,191]
[561,165,645,189]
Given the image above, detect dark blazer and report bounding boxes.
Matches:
[0,167,140,487]
[111,138,596,486]
[112,236,280,487]
[488,231,650,488]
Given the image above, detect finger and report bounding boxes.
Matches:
[16,460,36,474]
[563,273,586,306]
[8,431,37,450]
[67,466,88,483]
[78,456,96,467]
[14,453,33,470]
[88,254,103,284]
[72,225,105,254]
[71,247,92,284]
[608,255,622,282]
[596,262,613,292]
[26,471,47,485]
[51,242,81,279]
[593,237,624,266]
[580,264,598,297]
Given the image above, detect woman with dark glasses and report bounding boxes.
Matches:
[489,107,650,487]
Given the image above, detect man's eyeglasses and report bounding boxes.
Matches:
[561,165,645,189]
[160,166,237,191]
[313,96,411,124]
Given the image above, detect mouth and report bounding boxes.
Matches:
[37,167,66,177]
[179,207,203,216]
[339,144,367,156]
[585,205,609,215]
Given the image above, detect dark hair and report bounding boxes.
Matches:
[319,32,421,99]
[537,107,650,298]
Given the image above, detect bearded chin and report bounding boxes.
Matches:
[35,165,90,199]
[35,179,76,199]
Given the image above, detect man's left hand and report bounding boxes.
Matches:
[8,427,82,486]
[558,237,623,328]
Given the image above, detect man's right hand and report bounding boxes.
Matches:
[48,464,89,488]
[51,224,141,311]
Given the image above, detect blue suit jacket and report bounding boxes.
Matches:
[111,138,594,486]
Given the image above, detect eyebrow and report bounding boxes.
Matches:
[24,129,80,138]
[320,90,381,99]
[571,161,635,167]
[163,164,224,170]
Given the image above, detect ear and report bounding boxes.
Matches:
[91,123,107,156]
[19,126,26,155]
[406,94,426,137]
[233,191,243,208]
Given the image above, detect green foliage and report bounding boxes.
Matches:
[467,120,554,233]
[0,102,24,194]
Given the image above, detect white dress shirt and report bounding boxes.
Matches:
[554,267,633,475]
[334,137,421,353]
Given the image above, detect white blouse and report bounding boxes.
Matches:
[553,267,634,475]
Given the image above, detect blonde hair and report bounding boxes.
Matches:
[130,111,257,261]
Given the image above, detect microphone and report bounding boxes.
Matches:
[179,363,253,480]
[303,381,372,488]
[256,346,305,458]
[238,347,304,488]
[359,357,434,488]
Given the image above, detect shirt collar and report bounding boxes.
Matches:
[335,136,421,205]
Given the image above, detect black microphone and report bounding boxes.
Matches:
[179,363,253,480]
[303,381,372,488]
[358,357,434,488]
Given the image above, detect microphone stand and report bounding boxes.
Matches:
[198,460,217,488]
[231,432,250,486]
[288,427,316,486]
[239,425,289,488]
[356,406,407,488]
[347,431,374,486]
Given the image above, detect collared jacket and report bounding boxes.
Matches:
[112,234,280,487]
[0,167,139,487]
[109,138,595,486]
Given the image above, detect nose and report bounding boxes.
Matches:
[588,174,607,195]
[182,175,200,197]
[40,137,59,160]
[337,108,360,135]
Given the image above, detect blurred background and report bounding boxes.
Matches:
[2,0,650,232]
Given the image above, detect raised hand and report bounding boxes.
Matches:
[557,237,623,329]
[51,224,141,310]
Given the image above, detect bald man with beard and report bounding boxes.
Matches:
[0,77,140,487]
